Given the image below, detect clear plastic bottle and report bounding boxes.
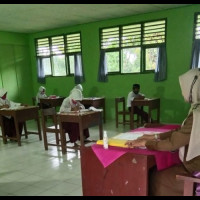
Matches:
[103,131,108,149]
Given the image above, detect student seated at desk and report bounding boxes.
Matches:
[127,83,149,123]
[36,86,50,108]
[0,88,24,138]
[125,69,200,196]
[59,88,89,146]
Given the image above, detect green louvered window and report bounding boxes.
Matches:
[143,20,166,45]
[100,19,166,74]
[36,38,50,56]
[65,33,81,53]
[194,14,200,39]
[35,32,82,77]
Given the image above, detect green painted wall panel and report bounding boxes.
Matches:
[0,32,33,104]
[28,4,199,123]
[14,45,33,104]
[0,44,19,101]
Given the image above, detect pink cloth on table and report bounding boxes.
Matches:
[131,124,181,133]
[92,144,181,170]
[92,124,181,169]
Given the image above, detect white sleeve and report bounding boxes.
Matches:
[36,93,39,103]
[127,92,133,108]
[59,98,71,113]
[10,101,21,108]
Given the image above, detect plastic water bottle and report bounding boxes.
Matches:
[103,131,108,149]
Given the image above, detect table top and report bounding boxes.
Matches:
[57,110,102,116]
[93,124,181,169]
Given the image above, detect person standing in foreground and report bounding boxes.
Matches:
[127,83,149,123]
[0,88,24,138]
[125,69,200,196]
[59,88,89,146]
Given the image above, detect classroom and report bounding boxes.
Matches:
[0,4,199,196]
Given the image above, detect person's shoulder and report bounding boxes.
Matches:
[128,91,132,95]
[63,97,70,102]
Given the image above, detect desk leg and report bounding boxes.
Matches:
[103,100,106,123]
[148,107,151,123]
[13,117,21,146]
[36,116,42,141]
[79,120,84,147]
[0,115,7,144]
[24,122,28,139]
[157,107,160,123]
[59,121,66,154]
[99,123,103,140]
[99,112,103,140]
[130,107,134,130]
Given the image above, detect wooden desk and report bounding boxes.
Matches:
[80,146,155,196]
[58,111,103,154]
[80,97,106,123]
[40,97,65,108]
[131,98,160,129]
[0,106,42,146]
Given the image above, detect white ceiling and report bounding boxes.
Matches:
[0,4,192,34]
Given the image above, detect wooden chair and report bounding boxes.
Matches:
[32,96,42,109]
[115,97,140,128]
[41,107,61,150]
[41,107,79,151]
[32,97,36,106]
[176,174,200,196]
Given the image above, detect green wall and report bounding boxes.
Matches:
[0,31,33,104]
[28,4,199,123]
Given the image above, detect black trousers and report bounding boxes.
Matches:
[128,106,149,123]
[2,116,23,137]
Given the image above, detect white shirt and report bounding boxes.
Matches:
[127,91,145,108]
[0,98,20,108]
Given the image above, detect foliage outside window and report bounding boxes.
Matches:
[100,19,166,74]
[35,32,82,77]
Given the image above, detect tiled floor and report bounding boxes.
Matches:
[0,119,130,196]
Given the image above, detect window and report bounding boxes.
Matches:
[100,19,166,74]
[35,32,82,77]
[194,13,200,40]
[191,13,200,69]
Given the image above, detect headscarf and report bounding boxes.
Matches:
[69,88,83,101]
[179,68,200,161]
[39,86,46,93]
[75,84,83,92]
[0,88,7,98]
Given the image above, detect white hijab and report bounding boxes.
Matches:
[39,86,46,93]
[69,88,83,101]
[179,68,200,161]
[75,84,83,92]
[0,88,7,97]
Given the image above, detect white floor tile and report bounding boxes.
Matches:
[0,119,130,196]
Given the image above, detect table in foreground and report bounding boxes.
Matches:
[80,146,155,196]
[80,124,181,196]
